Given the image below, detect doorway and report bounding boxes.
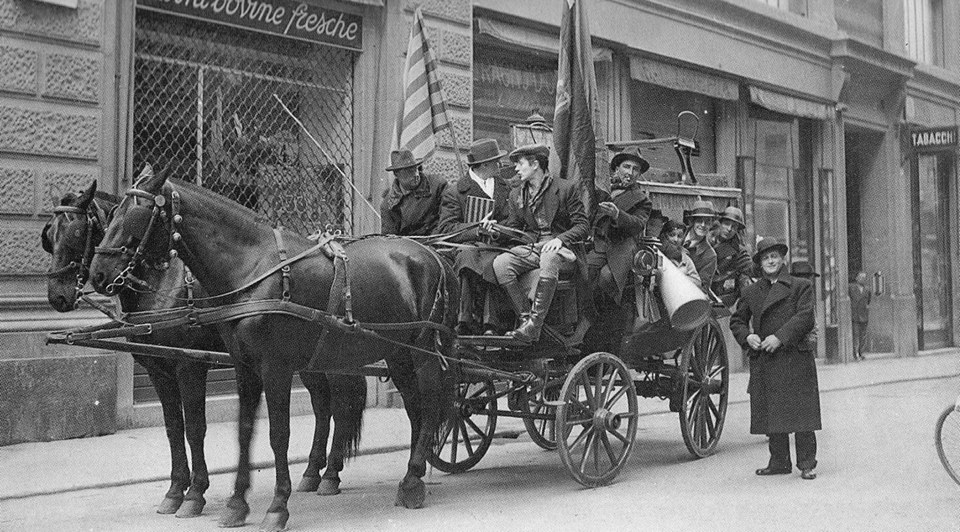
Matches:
[911,152,954,349]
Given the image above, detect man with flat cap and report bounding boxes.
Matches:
[486,143,589,343]
[587,147,653,306]
[683,199,719,292]
[438,138,512,333]
[730,238,821,481]
[711,206,753,308]
[380,149,447,236]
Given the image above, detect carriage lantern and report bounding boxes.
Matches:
[511,110,553,149]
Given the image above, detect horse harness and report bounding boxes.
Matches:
[45,203,99,309]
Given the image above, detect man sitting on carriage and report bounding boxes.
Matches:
[437,139,512,334]
[586,147,653,308]
[682,199,719,291]
[486,144,589,343]
[380,149,447,236]
[711,206,754,308]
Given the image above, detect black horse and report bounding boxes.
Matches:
[43,179,366,519]
[88,168,457,531]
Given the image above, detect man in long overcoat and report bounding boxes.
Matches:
[587,147,653,305]
[437,138,511,333]
[380,149,447,236]
[729,238,821,480]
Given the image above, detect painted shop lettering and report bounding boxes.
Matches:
[912,129,957,148]
[285,5,359,41]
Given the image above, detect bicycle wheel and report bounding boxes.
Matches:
[935,404,960,486]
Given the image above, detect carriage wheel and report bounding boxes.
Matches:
[522,376,562,451]
[556,352,638,487]
[678,318,729,458]
[935,403,960,486]
[428,379,497,474]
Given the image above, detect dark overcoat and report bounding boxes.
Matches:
[380,173,447,236]
[502,175,590,247]
[437,174,511,282]
[589,185,652,302]
[848,282,871,324]
[729,271,822,434]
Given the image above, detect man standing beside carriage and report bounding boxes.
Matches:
[587,147,653,307]
[437,139,512,334]
[487,144,589,343]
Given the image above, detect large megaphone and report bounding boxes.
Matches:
[657,250,711,331]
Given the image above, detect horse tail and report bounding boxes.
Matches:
[330,375,366,460]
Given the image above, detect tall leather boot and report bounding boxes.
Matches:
[507,277,557,343]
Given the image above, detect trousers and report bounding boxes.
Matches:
[768,431,817,470]
[492,241,570,284]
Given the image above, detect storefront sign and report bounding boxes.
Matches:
[910,126,958,152]
[138,0,363,51]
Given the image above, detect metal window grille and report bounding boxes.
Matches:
[132,9,356,236]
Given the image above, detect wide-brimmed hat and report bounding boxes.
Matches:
[508,143,550,162]
[385,149,424,172]
[753,237,789,263]
[790,260,820,278]
[684,200,717,221]
[467,138,508,166]
[718,206,745,228]
[609,147,650,174]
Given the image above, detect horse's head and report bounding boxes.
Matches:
[90,164,177,296]
[42,180,108,312]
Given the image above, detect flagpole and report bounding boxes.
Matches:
[272,94,381,223]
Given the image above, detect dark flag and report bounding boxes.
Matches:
[553,0,607,220]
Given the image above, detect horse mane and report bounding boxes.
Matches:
[169,178,262,220]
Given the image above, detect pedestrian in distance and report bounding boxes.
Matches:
[730,238,821,480]
[380,149,447,236]
[849,271,871,361]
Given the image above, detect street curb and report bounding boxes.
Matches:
[3,369,958,501]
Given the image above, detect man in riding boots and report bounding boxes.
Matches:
[683,200,718,292]
[437,139,512,334]
[587,147,653,306]
[488,144,589,343]
[380,149,447,236]
[711,206,753,308]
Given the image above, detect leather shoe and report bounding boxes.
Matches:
[755,466,792,476]
[800,468,817,480]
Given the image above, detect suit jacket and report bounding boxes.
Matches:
[590,185,652,300]
[503,174,589,247]
[730,270,821,434]
[380,173,447,236]
[848,282,871,323]
[437,173,510,243]
[685,237,717,291]
[711,235,753,307]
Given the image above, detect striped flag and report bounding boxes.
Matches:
[464,195,496,224]
[392,7,453,160]
[553,0,606,220]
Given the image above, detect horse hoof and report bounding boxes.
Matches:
[258,510,289,532]
[317,478,341,496]
[394,478,425,509]
[296,475,321,492]
[218,505,248,528]
[175,497,205,518]
[157,495,183,514]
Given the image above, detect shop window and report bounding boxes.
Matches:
[904,0,945,66]
[753,0,807,16]
[630,81,717,177]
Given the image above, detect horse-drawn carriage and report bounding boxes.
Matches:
[42,116,739,529]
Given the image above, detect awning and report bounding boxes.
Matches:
[476,17,612,62]
[629,57,739,101]
[749,86,833,120]
[341,0,383,5]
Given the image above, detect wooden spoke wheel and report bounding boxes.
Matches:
[428,379,497,474]
[935,403,960,486]
[521,376,563,450]
[556,352,638,487]
[677,318,729,458]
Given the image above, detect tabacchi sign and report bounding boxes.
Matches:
[138,0,363,51]
[910,126,958,152]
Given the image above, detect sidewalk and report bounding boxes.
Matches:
[2,349,958,501]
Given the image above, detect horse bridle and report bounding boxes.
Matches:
[94,184,183,295]
[45,203,103,309]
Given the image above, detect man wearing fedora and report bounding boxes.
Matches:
[438,139,512,333]
[683,200,718,291]
[587,147,653,306]
[380,149,447,236]
[730,238,821,480]
[487,143,588,343]
[711,206,753,308]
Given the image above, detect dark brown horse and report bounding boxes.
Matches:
[43,179,366,520]
[88,170,456,531]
